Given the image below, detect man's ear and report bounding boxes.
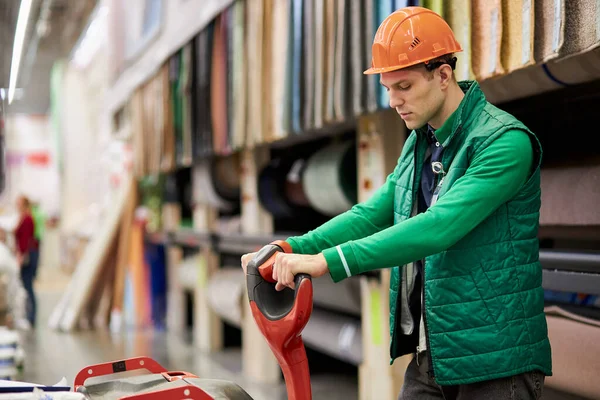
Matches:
[437,64,453,89]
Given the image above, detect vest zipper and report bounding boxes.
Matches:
[423,258,436,379]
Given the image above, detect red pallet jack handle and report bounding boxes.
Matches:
[73,357,212,399]
[246,240,313,400]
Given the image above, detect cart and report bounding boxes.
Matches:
[71,240,313,400]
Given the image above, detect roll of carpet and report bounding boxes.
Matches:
[303,141,357,217]
[540,164,600,226]
[472,0,505,80]
[192,157,239,211]
[501,0,535,73]
[211,153,241,205]
[445,0,474,81]
[312,275,362,316]
[258,158,296,219]
[177,257,198,292]
[211,13,229,155]
[271,0,292,140]
[558,0,600,58]
[533,0,565,63]
[205,267,245,327]
[284,158,312,207]
[350,0,365,116]
[544,306,600,399]
[302,307,363,365]
[364,0,378,113]
[231,0,247,151]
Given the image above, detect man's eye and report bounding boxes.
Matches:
[398,85,411,90]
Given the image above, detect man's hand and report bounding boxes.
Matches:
[272,253,328,291]
[240,252,257,275]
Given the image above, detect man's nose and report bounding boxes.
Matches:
[389,93,404,109]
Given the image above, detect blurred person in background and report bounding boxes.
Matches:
[14,196,38,327]
[0,228,29,331]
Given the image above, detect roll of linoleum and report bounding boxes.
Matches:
[312,275,362,316]
[206,267,245,327]
[302,307,363,365]
[192,155,240,211]
[258,158,296,219]
[303,141,357,217]
[540,164,600,226]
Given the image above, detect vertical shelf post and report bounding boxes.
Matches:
[239,145,280,384]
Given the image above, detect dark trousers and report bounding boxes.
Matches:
[399,351,545,400]
[20,249,39,326]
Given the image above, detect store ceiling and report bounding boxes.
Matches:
[0,0,97,115]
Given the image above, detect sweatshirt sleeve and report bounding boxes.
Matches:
[322,130,534,282]
[286,163,399,255]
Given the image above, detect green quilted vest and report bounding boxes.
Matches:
[388,81,553,385]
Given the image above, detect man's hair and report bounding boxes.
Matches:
[424,53,457,72]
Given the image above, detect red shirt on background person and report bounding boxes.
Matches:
[14,196,37,267]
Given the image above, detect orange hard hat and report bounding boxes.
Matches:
[364,6,463,75]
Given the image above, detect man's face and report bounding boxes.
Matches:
[380,66,445,130]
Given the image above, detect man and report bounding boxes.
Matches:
[242,7,551,399]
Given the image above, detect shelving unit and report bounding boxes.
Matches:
[102,1,600,399]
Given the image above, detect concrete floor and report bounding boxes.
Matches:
[14,272,592,400]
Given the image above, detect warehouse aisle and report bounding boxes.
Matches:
[17,272,358,400]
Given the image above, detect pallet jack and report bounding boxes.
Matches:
[71,240,313,400]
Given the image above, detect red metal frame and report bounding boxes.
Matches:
[119,384,213,400]
[73,357,167,390]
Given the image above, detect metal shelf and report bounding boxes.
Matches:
[218,231,302,254]
[172,228,214,248]
[539,250,600,273]
[542,269,600,296]
[149,232,600,296]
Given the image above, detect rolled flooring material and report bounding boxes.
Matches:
[178,257,199,292]
[534,0,565,63]
[501,0,535,73]
[540,164,600,226]
[258,158,296,219]
[445,0,474,81]
[211,153,241,203]
[206,267,245,327]
[545,306,600,399]
[312,275,361,316]
[302,306,362,365]
[302,140,357,217]
[472,0,505,80]
[558,0,600,59]
[192,157,239,211]
[284,158,312,208]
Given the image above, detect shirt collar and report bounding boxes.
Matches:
[427,106,459,146]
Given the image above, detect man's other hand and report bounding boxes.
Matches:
[240,252,257,274]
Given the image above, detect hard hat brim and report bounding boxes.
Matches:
[363,48,463,75]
